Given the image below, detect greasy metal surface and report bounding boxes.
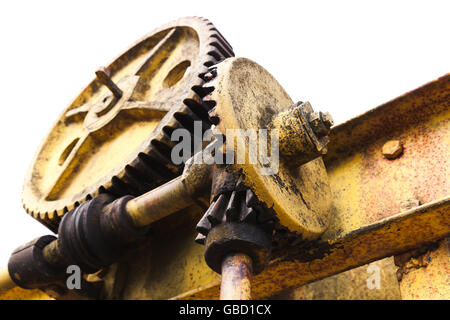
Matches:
[220,253,252,300]
[398,238,449,299]
[207,57,333,239]
[22,17,232,228]
[174,197,449,299]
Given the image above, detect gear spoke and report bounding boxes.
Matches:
[65,104,92,120]
[133,28,178,77]
[121,100,170,113]
[44,131,90,200]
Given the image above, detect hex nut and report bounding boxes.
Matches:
[400,198,420,211]
[382,140,403,159]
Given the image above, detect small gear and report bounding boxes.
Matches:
[22,17,234,231]
[195,175,276,245]
[195,170,276,274]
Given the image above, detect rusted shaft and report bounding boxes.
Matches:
[220,253,253,300]
[0,267,15,293]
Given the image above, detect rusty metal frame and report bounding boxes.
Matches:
[172,73,450,300]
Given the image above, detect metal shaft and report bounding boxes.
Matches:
[126,175,195,227]
[42,239,66,268]
[220,253,253,300]
[0,267,15,294]
[126,160,212,228]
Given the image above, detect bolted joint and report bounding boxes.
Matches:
[271,101,333,167]
[308,111,334,138]
[58,194,149,273]
[204,222,272,275]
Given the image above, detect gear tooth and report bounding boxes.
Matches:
[209,28,234,52]
[206,193,228,226]
[245,189,258,207]
[154,130,177,149]
[203,60,216,68]
[209,41,234,59]
[225,191,240,221]
[47,210,55,221]
[211,36,234,57]
[38,211,46,221]
[194,234,206,245]
[196,209,213,235]
[150,140,181,172]
[208,107,217,117]
[124,165,152,195]
[161,125,175,140]
[137,152,172,181]
[235,176,246,191]
[128,158,161,192]
[59,207,68,217]
[240,206,258,224]
[192,85,215,98]
[183,99,212,124]
[206,51,223,65]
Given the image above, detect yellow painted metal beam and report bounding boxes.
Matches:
[174,197,449,299]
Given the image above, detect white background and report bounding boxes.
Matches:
[0,0,448,266]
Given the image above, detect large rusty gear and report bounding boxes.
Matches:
[22,17,234,231]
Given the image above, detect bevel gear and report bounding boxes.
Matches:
[195,171,275,274]
[195,175,276,245]
[22,17,234,231]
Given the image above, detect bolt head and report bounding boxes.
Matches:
[322,112,334,128]
[308,111,331,137]
[309,111,321,124]
[400,198,420,211]
[382,140,403,159]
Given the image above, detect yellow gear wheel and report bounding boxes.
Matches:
[22,17,234,231]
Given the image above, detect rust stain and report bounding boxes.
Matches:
[398,238,450,299]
